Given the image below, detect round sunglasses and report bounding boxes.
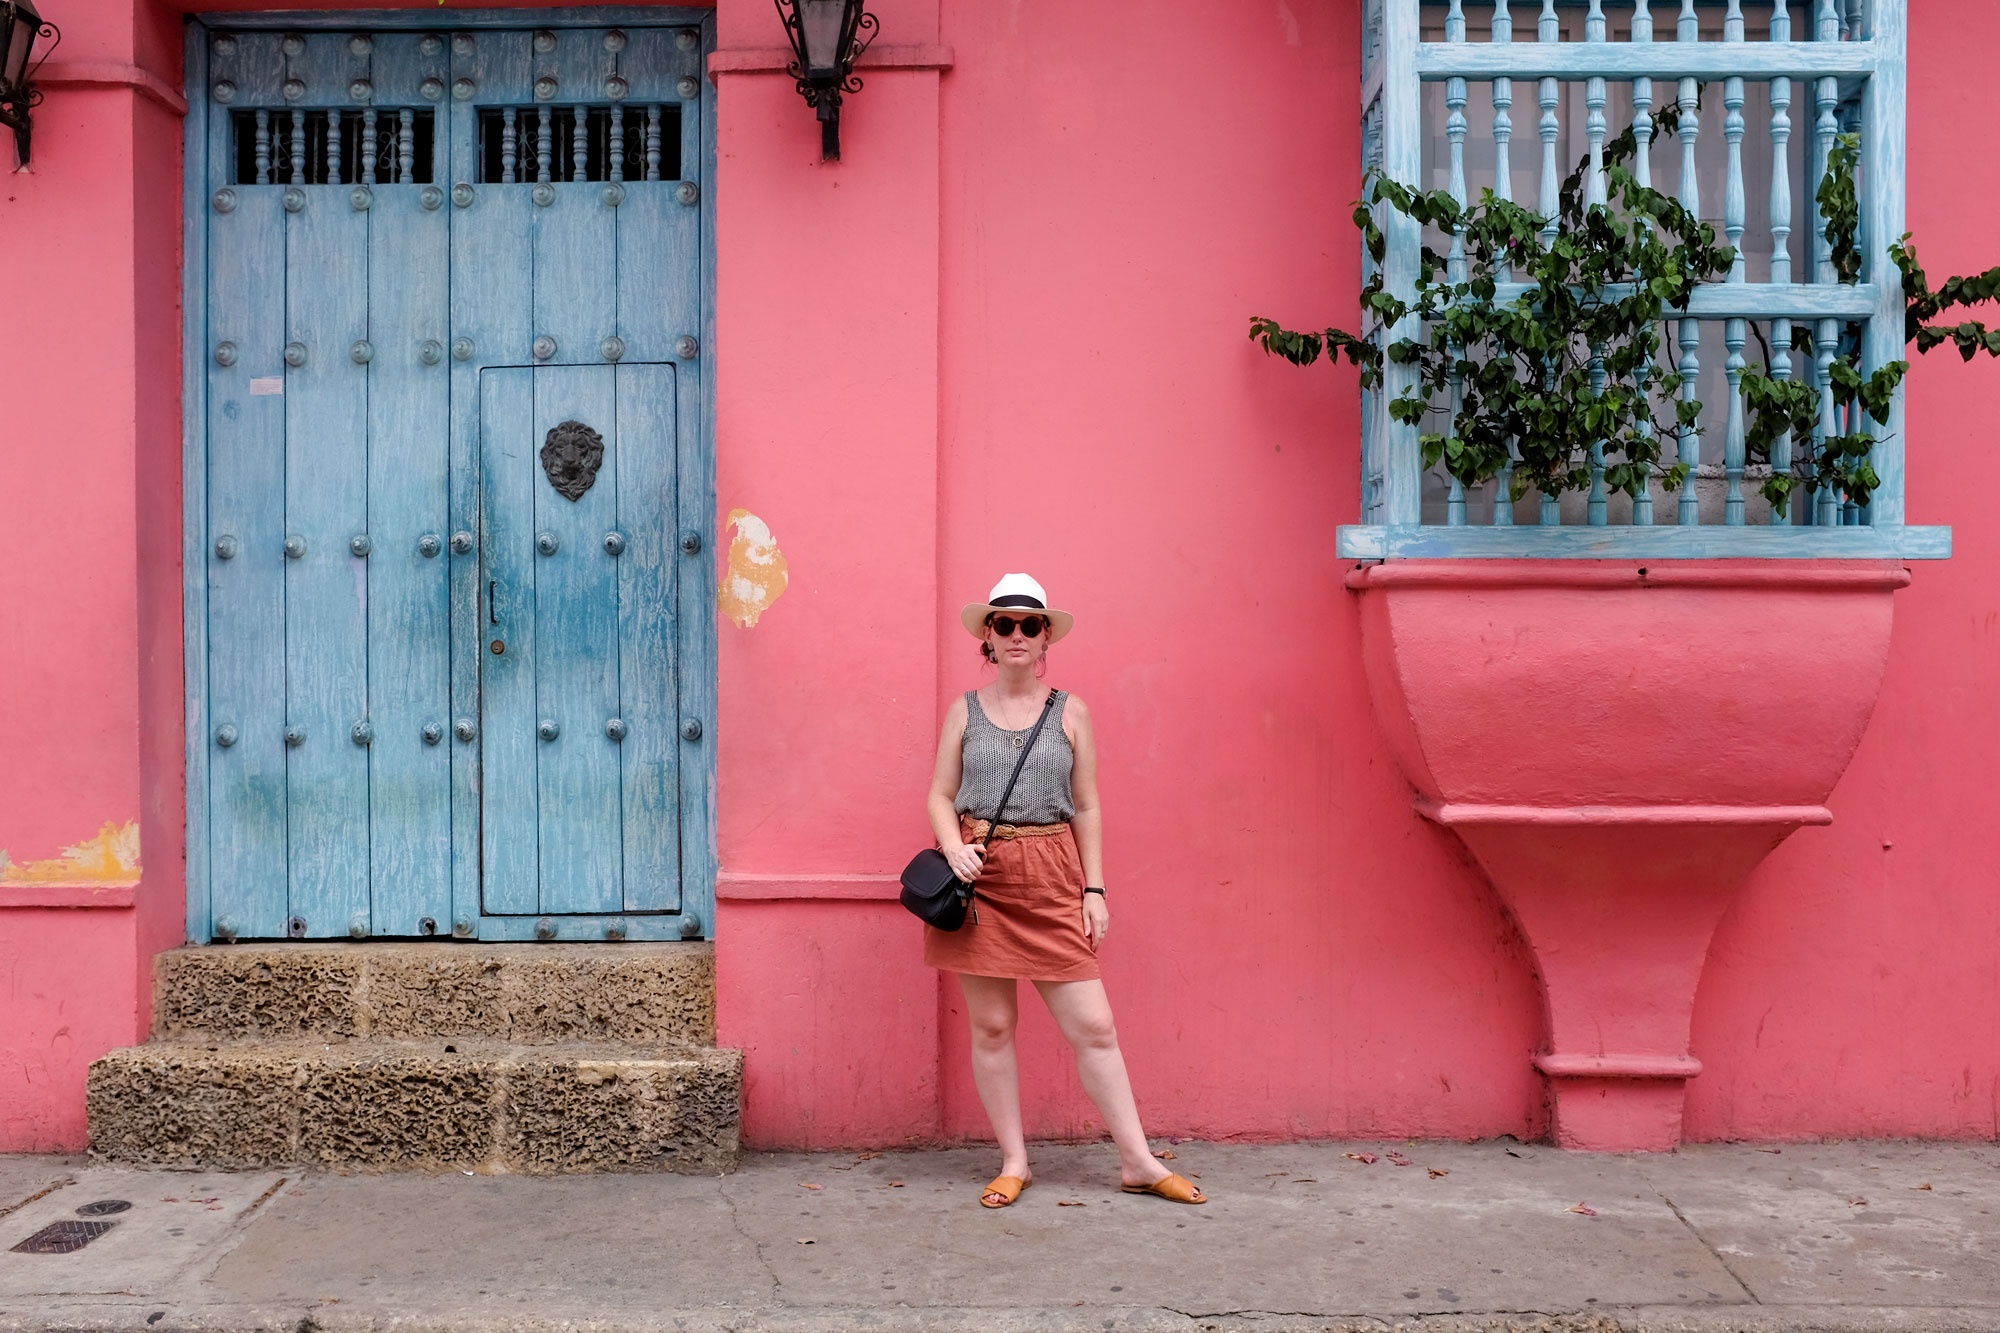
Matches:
[986,614,1047,638]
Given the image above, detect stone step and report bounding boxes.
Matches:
[152,942,715,1046]
[87,1038,741,1174]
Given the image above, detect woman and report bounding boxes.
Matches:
[924,573,1204,1209]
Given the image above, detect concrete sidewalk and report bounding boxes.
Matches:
[3,1140,1998,1332]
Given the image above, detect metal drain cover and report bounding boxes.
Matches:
[75,1200,131,1217]
[11,1220,117,1254]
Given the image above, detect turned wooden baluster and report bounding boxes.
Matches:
[398,109,414,185]
[536,105,553,185]
[1769,0,1795,524]
[645,105,663,182]
[1537,0,1561,524]
[1629,0,1657,524]
[501,107,518,184]
[361,108,376,185]
[572,103,588,181]
[1813,0,1840,527]
[1676,0,1703,526]
[1722,0,1747,525]
[255,109,271,185]
[1491,0,1517,524]
[1445,0,1468,525]
[328,109,342,185]
[609,105,625,183]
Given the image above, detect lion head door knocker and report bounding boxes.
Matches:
[540,420,605,501]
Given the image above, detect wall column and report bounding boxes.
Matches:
[708,0,950,1148]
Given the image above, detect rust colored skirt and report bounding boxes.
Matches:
[922,816,1100,983]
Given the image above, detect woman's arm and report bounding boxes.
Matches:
[928,694,984,881]
[1067,696,1110,942]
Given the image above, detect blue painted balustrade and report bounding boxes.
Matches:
[1344,0,1947,559]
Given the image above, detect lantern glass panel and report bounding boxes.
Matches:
[798,0,846,77]
[5,9,39,90]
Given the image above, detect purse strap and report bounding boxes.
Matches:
[978,689,1061,850]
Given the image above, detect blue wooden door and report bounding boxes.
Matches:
[193,18,712,943]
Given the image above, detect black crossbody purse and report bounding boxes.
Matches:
[900,690,1060,932]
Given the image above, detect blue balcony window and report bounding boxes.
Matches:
[1344,0,1947,559]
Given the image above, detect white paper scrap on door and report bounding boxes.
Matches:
[249,377,284,396]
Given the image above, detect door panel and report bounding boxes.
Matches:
[477,368,541,916]
[530,366,623,914]
[281,90,372,939]
[614,363,683,913]
[206,33,291,942]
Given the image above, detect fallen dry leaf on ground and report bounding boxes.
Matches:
[797,1238,816,1244]
[1566,1203,1598,1216]
[1428,1168,1450,1178]
[1264,1171,1288,1177]
[1291,1178,1319,1184]
[1057,1200,1087,1207]
[857,1151,883,1160]
[886,1181,904,1188]
[1344,1152,1378,1164]
[799,1182,823,1190]
[1159,1150,1177,1159]
[830,1165,853,1171]
[1917,1183,1934,1190]
[1848,1197,1868,1206]
[1757,1147,1783,1154]
[1386,1152,1413,1167]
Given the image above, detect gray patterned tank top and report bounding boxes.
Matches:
[954,689,1074,824]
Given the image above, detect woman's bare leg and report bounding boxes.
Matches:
[1034,978,1190,1193]
[959,973,1030,1201]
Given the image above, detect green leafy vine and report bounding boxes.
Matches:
[1254,125,2000,518]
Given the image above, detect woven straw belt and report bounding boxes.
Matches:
[961,817,1070,841]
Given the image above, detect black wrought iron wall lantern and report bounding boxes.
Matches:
[772,0,877,161]
[1,0,58,167]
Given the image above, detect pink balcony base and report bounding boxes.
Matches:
[1351,560,1910,1151]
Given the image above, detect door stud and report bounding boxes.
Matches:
[455,718,477,742]
[603,531,626,556]
[538,719,560,742]
[537,532,560,556]
[418,534,442,558]
[215,723,238,748]
[423,723,444,745]
[535,917,557,940]
[605,718,627,741]
[215,534,240,560]
[284,535,307,559]
[285,725,307,747]
[450,531,475,555]
[680,719,703,742]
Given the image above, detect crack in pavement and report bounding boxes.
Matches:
[1659,1194,1760,1306]
[715,1175,782,1296]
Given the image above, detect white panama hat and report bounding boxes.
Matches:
[960,573,1074,644]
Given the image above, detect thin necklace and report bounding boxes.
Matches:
[988,684,1047,744]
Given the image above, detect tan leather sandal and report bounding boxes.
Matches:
[980,1174,1031,1208]
[1121,1171,1206,1204]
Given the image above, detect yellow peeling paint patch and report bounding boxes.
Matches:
[718,509,788,628]
[0,820,142,887]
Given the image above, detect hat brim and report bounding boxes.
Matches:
[961,603,1074,644]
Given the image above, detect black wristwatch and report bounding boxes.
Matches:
[1083,886,1106,897]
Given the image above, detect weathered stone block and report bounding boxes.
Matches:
[88,1045,299,1168]
[297,1046,502,1170]
[505,944,716,1045]
[359,947,508,1039]
[503,1047,741,1175]
[154,946,362,1040]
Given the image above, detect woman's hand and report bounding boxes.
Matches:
[942,840,986,883]
[1082,892,1110,947]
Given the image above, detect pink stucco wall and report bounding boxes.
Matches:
[4,0,1997,1153]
